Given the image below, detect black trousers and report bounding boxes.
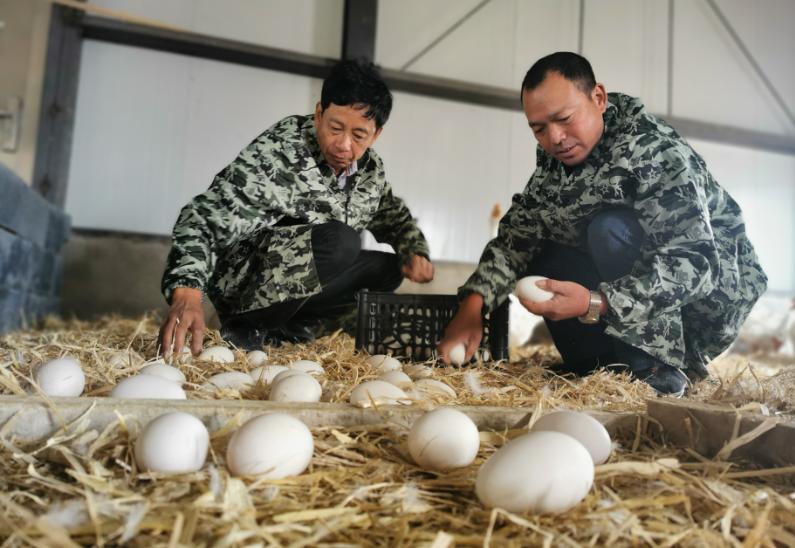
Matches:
[225,221,403,329]
[528,208,659,374]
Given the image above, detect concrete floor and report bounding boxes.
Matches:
[61,230,477,328]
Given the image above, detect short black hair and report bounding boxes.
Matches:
[321,59,393,129]
[521,52,596,99]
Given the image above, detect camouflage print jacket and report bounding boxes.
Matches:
[461,93,767,377]
[162,115,430,316]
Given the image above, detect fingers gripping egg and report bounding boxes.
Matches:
[515,276,553,303]
[448,343,466,366]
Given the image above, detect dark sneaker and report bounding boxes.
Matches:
[611,341,689,397]
[219,322,269,351]
[220,322,316,350]
[604,361,688,396]
[559,351,621,376]
[271,322,315,345]
[633,363,689,397]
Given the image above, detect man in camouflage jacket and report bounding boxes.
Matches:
[439,52,766,396]
[160,60,433,354]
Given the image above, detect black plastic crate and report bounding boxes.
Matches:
[355,289,509,362]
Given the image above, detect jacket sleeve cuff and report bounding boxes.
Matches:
[458,281,498,314]
[162,281,205,305]
[397,243,431,266]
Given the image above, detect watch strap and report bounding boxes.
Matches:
[578,291,602,324]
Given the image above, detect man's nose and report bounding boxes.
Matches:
[549,125,565,145]
[338,134,352,151]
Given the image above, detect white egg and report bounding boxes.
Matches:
[365,354,402,373]
[408,408,479,471]
[515,276,553,303]
[107,350,143,369]
[412,378,457,399]
[250,365,289,384]
[378,370,413,389]
[272,369,307,385]
[289,359,325,375]
[201,371,253,391]
[449,343,467,366]
[246,350,269,366]
[349,380,411,408]
[269,373,322,403]
[530,410,612,465]
[134,412,209,473]
[198,346,235,364]
[111,375,186,400]
[475,431,594,513]
[403,364,433,379]
[139,362,186,384]
[226,413,313,478]
[35,357,85,397]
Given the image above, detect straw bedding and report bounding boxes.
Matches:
[0,315,793,546]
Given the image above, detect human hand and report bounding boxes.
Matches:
[158,287,205,358]
[518,279,592,321]
[401,254,435,283]
[437,293,483,364]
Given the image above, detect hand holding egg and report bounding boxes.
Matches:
[515,276,553,303]
[516,278,593,322]
[448,343,467,366]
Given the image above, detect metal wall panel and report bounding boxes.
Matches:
[65,40,320,235]
[89,0,344,58]
[375,90,521,262]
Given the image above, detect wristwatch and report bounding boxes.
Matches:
[578,291,603,324]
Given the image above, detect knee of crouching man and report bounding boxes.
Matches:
[586,208,645,258]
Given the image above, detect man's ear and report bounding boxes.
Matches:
[371,126,383,144]
[313,102,323,124]
[592,83,607,113]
